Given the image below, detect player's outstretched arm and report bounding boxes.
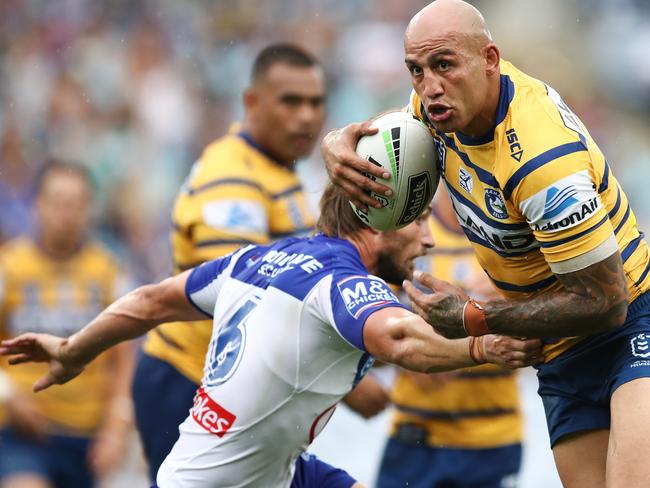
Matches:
[406,252,629,339]
[322,121,391,210]
[363,306,543,373]
[0,270,209,391]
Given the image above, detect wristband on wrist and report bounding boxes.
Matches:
[462,299,491,336]
[468,336,487,364]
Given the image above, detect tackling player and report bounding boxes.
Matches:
[0,184,542,487]
[322,1,650,486]
[132,43,325,481]
[0,162,134,488]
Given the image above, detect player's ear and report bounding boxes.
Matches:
[243,87,257,111]
[484,44,500,76]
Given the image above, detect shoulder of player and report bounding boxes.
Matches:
[282,234,368,281]
[77,240,126,273]
[494,86,592,199]
[190,135,298,195]
[0,236,34,269]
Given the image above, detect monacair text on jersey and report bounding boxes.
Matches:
[408,60,650,361]
[144,130,316,383]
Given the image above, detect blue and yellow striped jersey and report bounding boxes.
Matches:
[389,211,522,448]
[143,131,316,383]
[408,60,650,361]
[0,237,130,434]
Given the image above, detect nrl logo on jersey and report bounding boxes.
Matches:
[631,333,650,358]
[484,188,508,219]
[459,168,473,194]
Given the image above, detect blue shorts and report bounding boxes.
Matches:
[536,290,650,446]
[376,435,521,488]
[132,351,199,482]
[150,452,356,488]
[291,452,357,488]
[0,428,93,488]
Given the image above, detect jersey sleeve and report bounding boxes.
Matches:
[512,155,617,271]
[310,271,408,352]
[178,144,273,262]
[185,252,237,317]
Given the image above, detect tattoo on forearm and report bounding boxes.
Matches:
[487,252,629,338]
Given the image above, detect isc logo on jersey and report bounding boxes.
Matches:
[521,170,602,232]
[191,387,237,437]
[337,276,399,319]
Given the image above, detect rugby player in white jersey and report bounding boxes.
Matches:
[0,184,542,487]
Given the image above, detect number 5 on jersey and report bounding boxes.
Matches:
[205,298,258,386]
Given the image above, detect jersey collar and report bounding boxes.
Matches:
[237,131,295,171]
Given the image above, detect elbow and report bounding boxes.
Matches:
[596,282,629,332]
[383,337,431,373]
[368,326,414,370]
[602,297,629,332]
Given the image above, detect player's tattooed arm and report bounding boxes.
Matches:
[405,252,629,339]
[485,252,629,339]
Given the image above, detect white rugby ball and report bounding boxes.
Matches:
[351,111,439,231]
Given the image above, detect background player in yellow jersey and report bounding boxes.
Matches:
[0,161,134,488]
[131,43,327,481]
[322,1,650,486]
[376,187,523,488]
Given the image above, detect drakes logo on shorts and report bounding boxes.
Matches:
[631,333,650,358]
[191,387,236,437]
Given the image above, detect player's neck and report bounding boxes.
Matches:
[457,75,501,139]
[240,123,295,168]
[346,231,379,274]
[36,232,82,261]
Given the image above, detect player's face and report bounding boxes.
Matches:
[36,171,91,248]
[248,64,326,165]
[376,210,434,284]
[404,34,492,135]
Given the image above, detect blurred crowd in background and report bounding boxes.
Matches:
[1,1,649,486]
[1,0,649,285]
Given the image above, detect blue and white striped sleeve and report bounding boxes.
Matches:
[185,255,233,317]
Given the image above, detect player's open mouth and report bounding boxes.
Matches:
[428,105,452,122]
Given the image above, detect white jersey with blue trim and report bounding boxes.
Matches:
[157,234,406,488]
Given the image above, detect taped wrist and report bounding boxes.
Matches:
[462,299,491,336]
[468,336,487,364]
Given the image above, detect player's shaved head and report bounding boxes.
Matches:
[405,0,491,51]
[403,0,501,136]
